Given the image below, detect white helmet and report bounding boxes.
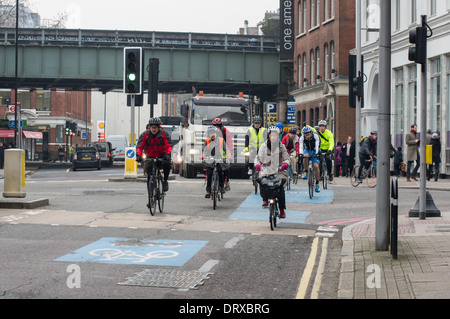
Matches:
[267,126,280,134]
[318,120,327,126]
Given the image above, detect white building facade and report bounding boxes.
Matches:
[359,0,450,176]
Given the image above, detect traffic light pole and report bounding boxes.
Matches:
[418,15,428,220]
[354,0,362,166]
[375,0,391,251]
[130,95,135,147]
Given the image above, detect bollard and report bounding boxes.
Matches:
[390,176,398,259]
[3,149,26,198]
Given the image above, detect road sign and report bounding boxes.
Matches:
[9,120,22,127]
[124,146,137,178]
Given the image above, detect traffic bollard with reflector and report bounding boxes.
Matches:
[3,149,26,198]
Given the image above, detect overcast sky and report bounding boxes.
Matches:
[30,0,280,34]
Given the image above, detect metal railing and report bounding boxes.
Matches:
[0,28,279,53]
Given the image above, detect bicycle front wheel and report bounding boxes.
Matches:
[212,172,218,210]
[322,161,328,189]
[269,204,275,230]
[157,177,165,213]
[350,166,361,187]
[147,177,156,215]
[308,167,314,199]
[366,165,377,188]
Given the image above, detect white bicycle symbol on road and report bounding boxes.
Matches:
[89,248,179,263]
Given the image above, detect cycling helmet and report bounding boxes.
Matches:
[370,130,377,135]
[275,122,283,130]
[206,126,219,136]
[289,127,297,134]
[148,117,161,126]
[302,126,312,134]
[212,118,222,125]
[318,120,327,126]
[267,126,280,134]
[253,116,262,124]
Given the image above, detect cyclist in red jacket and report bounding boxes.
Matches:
[137,117,172,192]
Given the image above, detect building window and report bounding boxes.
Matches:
[303,52,307,85]
[55,125,64,144]
[394,68,404,147]
[298,54,302,88]
[330,41,335,78]
[315,107,320,125]
[310,49,315,85]
[316,0,320,26]
[309,108,314,126]
[36,90,51,111]
[17,90,31,109]
[324,43,329,80]
[410,0,417,24]
[315,47,320,82]
[430,0,436,16]
[311,0,315,28]
[298,0,304,34]
[430,59,441,133]
[395,0,401,31]
[408,65,417,125]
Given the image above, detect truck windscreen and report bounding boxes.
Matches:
[190,104,250,126]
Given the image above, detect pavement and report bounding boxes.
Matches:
[337,176,450,299]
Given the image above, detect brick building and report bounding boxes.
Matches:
[289,0,356,145]
[0,89,91,160]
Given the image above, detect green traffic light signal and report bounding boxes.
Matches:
[124,47,142,94]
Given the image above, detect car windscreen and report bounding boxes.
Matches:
[92,144,106,152]
[190,104,250,126]
[77,148,97,154]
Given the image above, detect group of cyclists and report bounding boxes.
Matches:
[135,115,340,220]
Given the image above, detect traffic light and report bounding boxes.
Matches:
[408,26,427,65]
[65,120,71,135]
[124,47,143,94]
[348,54,364,108]
[148,58,159,105]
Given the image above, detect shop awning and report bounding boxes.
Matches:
[0,130,43,139]
[22,131,43,139]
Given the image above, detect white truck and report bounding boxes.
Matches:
[178,95,251,178]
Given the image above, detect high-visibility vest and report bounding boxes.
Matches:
[206,137,226,158]
[249,127,265,149]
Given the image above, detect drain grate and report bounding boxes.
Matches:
[118,268,213,289]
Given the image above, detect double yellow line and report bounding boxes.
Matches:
[295,236,329,299]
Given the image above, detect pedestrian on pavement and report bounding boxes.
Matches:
[341,136,355,177]
[426,129,432,180]
[405,124,420,182]
[69,145,75,162]
[335,141,342,177]
[393,146,403,177]
[430,133,441,181]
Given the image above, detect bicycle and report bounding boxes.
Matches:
[244,150,259,194]
[205,157,225,210]
[143,156,167,215]
[302,155,318,199]
[258,174,285,231]
[350,156,377,188]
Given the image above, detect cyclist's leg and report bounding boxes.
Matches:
[277,186,286,218]
[205,166,213,197]
[326,153,333,181]
[161,160,170,191]
[218,165,225,193]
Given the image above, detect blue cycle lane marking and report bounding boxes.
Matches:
[229,185,334,224]
[55,238,208,266]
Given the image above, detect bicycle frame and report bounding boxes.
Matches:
[144,156,166,215]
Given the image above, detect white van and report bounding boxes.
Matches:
[107,135,128,161]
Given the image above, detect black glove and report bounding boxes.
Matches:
[162,154,171,162]
[136,155,142,162]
